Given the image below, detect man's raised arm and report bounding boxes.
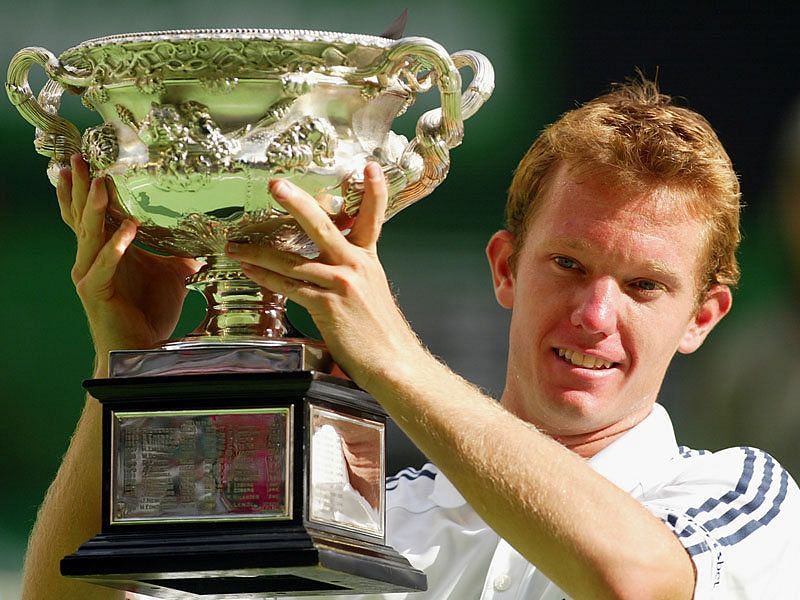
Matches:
[22,155,198,600]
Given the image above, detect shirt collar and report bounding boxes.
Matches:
[430,403,679,507]
[587,403,679,494]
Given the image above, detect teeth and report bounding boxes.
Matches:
[556,348,613,369]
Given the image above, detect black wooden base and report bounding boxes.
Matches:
[61,523,426,597]
[62,371,427,597]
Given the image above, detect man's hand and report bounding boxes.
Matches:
[58,155,200,365]
[225,163,421,390]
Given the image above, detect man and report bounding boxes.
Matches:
[23,79,799,599]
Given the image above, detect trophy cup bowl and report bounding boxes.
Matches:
[7,28,494,358]
[7,28,493,597]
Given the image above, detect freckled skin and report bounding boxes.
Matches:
[487,163,730,450]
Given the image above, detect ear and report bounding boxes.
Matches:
[486,230,516,309]
[677,284,733,354]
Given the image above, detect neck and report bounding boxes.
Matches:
[500,393,654,459]
[550,406,652,458]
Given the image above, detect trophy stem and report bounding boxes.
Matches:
[184,255,288,340]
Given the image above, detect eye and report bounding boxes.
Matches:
[630,279,665,295]
[553,255,581,270]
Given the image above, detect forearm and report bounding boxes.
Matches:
[22,359,123,600]
[367,348,694,600]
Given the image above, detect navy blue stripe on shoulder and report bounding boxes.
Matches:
[661,511,720,558]
[677,445,710,458]
[717,465,789,546]
[685,539,712,557]
[386,466,437,491]
[685,447,758,520]
[683,447,789,547]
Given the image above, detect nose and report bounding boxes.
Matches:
[570,277,620,336]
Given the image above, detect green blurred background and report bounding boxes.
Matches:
[2,1,799,595]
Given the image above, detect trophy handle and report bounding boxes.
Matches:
[384,41,495,219]
[6,47,84,185]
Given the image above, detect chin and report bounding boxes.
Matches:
[531,389,619,436]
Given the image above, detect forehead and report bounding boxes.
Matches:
[526,164,708,277]
[538,161,699,218]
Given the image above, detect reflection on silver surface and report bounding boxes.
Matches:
[7,30,494,342]
[108,342,329,377]
[111,407,292,524]
[309,405,384,537]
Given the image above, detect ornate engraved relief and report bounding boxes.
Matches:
[136,101,237,191]
[169,211,244,256]
[186,267,248,286]
[320,46,348,67]
[280,73,313,97]
[90,98,338,197]
[256,98,295,128]
[130,206,317,259]
[61,38,358,93]
[115,104,138,129]
[199,70,238,94]
[229,98,296,140]
[264,117,336,174]
[134,72,166,97]
[82,123,119,172]
[82,84,109,110]
[359,82,383,102]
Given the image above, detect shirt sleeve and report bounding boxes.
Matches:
[646,505,725,598]
[642,447,800,599]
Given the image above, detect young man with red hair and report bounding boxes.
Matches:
[25,80,799,599]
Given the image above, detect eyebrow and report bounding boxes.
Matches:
[557,238,592,252]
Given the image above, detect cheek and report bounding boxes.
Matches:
[626,305,691,373]
[508,309,540,353]
[506,302,551,361]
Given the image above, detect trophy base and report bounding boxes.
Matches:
[62,371,427,597]
[61,527,425,597]
[109,340,331,377]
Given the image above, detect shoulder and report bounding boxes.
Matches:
[648,446,800,538]
[645,446,800,596]
[668,446,796,504]
[385,464,439,513]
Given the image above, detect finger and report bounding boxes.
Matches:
[70,154,91,225]
[226,242,335,288]
[56,167,76,231]
[73,178,109,282]
[239,261,324,308]
[347,162,388,249]
[269,179,349,264]
[76,220,137,298]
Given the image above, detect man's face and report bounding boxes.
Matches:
[487,163,731,440]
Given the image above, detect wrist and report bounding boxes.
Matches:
[93,352,110,378]
[357,333,437,400]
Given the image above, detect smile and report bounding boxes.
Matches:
[555,348,615,370]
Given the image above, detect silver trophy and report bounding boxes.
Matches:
[7,28,493,597]
[7,28,493,363]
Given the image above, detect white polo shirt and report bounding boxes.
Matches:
[366,403,800,599]
[127,404,799,599]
